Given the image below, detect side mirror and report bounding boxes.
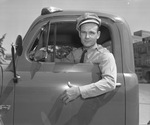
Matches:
[15,35,23,56]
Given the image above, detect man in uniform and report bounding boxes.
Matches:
[61,13,117,104]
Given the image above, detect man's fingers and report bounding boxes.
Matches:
[60,93,66,99]
[65,98,70,104]
[60,92,70,104]
[67,81,77,88]
[62,95,70,104]
[63,96,68,103]
[61,82,79,104]
[67,81,72,88]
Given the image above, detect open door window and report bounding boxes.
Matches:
[28,20,113,64]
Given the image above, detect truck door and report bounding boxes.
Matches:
[14,19,125,125]
[0,66,14,125]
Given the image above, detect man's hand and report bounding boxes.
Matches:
[61,82,80,104]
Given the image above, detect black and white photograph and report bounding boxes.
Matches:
[0,0,150,125]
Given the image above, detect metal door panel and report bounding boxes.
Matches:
[14,63,125,125]
[0,72,14,125]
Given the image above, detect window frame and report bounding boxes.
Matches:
[27,18,114,64]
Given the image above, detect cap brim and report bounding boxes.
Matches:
[78,19,100,28]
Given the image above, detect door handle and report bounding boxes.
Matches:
[16,74,21,79]
[116,83,121,87]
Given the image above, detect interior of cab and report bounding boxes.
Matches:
[28,21,112,62]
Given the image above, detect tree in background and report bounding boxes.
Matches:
[0,33,7,64]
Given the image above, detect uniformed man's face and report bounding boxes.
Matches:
[79,23,100,48]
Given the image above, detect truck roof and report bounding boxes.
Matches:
[32,7,126,25]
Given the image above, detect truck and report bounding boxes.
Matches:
[0,7,139,125]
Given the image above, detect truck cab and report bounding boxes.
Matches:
[0,7,139,125]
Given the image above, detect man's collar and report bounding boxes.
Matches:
[85,44,101,52]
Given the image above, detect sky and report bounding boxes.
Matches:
[0,0,150,53]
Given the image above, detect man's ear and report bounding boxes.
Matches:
[78,31,81,38]
[97,31,101,39]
